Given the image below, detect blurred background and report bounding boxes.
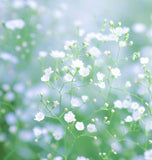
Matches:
[0,0,152,159]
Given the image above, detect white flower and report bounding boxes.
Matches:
[71,97,82,107]
[50,50,65,58]
[75,122,85,131]
[34,112,45,121]
[53,129,64,140]
[114,100,123,109]
[111,27,130,36]
[54,156,63,160]
[33,127,42,137]
[138,106,145,114]
[76,156,89,160]
[72,59,84,68]
[81,95,88,103]
[119,41,126,48]
[79,29,85,37]
[44,67,54,75]
[64,40,77,50]
[111,68,121,78]
[39,51,47,58]
[79,67,90,77]
[131,102,139,110]
[125,81,131,88]
[123,100,131,108]
[88,47,101,58]
[132,23,146,33]
[41,74,50,82]
[144,149,152,160]
[0,52,18,64]
[125,115,133,122]
[97,82,105,89]
[5,19,25,30]
[132,111,141,121]
[64,74,73,82]
[97,72,105,81]
[64,111,76,123]
[41,67,54,82]
[140,57,149,64]
[87,124,97,133]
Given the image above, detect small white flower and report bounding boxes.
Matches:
[64,111,76,123]
[53,129,64,141]
[50,50,65,58]
[138,106,145,114]
[87,124,97,133]
[88,47,101,58]
[79,67,90,77]
[54,156,63,160]
[34,112,45,121]
[71,97,82,107]
[144,149,152,160]
[132,111,141,121]
[64,74,73,82]
[75,122,85,131]
[114,100,123,109]
[97,82,105,89]
[125,115,133,122]
[72,59,84,68]
[81,95,88,103]
[132,23,146,33]
[125,81,131,88]
[79,29,85,37]
[131,102,139,110]
[76,156,89,160]
[41,74,50,82]
[41,67,54,82]
[64,40,77,50]
[39,51,47,58]
[111,27,130,36]
[33,127,42,137]
[44,67,54,75]
[111,68,121,78]
[97,72,105,81]
[140,57,149,65]
[119,41,126,48]
[5,19,25,30]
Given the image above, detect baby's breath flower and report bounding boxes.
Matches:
[79,67,90,77]
[64,73,73,82]
[71,97,82,107]
[50,50,65,58]
[125,81,131,88]
[114,100,123,109]
[131,102,139,110]
[97,72,105,81]
[125,115,133,122]
[88,47,101,58]
[76,156,89,160]
[64,111,76,123]
[111,68,121,78]
[72,59,84,68]
[140,57,149,64]
[132,23,146,33]
[75,122,85,131]
[5,19,25,30]
[34,112,45,122]
[87,123,97,133]
[97,82,105,89]
[39,51,48,58]
[144,149,152,160]
[81,95,88,103]
[119,41,127,48]
[64,40,77,50]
